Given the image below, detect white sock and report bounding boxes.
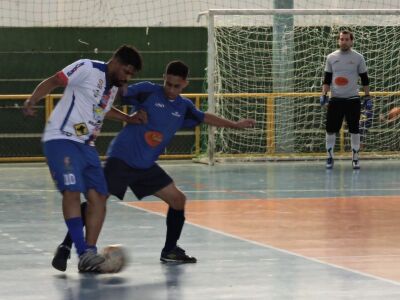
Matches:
[326,133,336,158]
[351,133,360,153]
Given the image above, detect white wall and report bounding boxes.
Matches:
[0,0,399,27]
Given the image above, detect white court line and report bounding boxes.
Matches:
[0,230,49,256]
[0,188,58,192]
[0,163,200,171]
[120,201,400,287]
[2,187,400,194]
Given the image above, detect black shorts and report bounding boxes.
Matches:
[104,157,173,200]
[326,97,361,134]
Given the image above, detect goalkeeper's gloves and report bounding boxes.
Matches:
[362,95,373,110]
[320,94,329,106]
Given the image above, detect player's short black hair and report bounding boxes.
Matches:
[165,60,189,79]
[113,45,143,71]
[338,30,354,40]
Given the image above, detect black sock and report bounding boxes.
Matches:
[163,207,185,252]
[61,202,87,248]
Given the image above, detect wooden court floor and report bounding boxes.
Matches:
[2,160,400,299]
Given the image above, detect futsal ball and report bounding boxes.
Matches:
[98,244,127,273]
[388,107,400,120]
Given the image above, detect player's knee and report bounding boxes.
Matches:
[170,192,186,210]
[86,191,107,207]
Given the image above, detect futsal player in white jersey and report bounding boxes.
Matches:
[320,30,371,170]
[22,45,144,272]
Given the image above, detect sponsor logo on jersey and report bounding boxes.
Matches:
[66,62,85,77]
[73,122,89,136]
[99,89,111,109]
[155,102,165,108]
[93,89,113,121]
[88,120,100,126]
[97,79,104,89]
[144,131,163,147]
[334,76,349,86]
[93,89,100,98]
[172,111,181,117]
[61,130,73,137]
[93,104,106,121]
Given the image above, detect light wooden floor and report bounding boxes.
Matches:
[2,160,400,299]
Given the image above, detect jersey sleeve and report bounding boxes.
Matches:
[358,55,368,74]
[324,55,332,73]
[181,99,205,129]
[59,59,91,87]
[122,81,158,105]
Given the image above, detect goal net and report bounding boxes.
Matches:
[203,9,400,163]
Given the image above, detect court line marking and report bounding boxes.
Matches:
[0,160,397,170]
[0,188,58,192]
[0,230,51,256]
[3,187,400,194]
[120,201,400,287]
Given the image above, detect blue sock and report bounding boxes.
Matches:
[65,217,87,256]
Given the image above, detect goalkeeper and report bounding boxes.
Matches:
[320,30,371,170]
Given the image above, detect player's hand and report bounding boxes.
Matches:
[362,95,373,110]
[320,95,329,107]
[126,109,147,124]
[22,99,37,117]
[234,119,256,129]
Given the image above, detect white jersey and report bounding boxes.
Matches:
[324,49,367,98]
[42,59,118,144]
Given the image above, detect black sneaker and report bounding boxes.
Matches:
[352,159,360,170]
[352,149,360,170]
[52,244,71,272]
[326,157,334,169]
[160,246,197,263]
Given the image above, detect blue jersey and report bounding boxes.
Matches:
[107,82,205,169]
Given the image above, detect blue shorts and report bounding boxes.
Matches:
[43,139,108,196]
[104,157,173,200]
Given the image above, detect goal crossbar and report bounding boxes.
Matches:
[199,9,400,18]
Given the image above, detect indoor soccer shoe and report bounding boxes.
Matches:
[352,149,360,170]
[52,244,71,272]
[326,157,334,169]
[78,249,105,272]
[160,246,197,263]
[352,159,360,170]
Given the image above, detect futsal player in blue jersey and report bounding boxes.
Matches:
[23,45,144,272]
[54,60,255,267]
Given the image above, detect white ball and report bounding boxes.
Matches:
[98,244,127,273]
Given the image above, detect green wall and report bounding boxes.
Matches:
[0,27,207,158]
[0,27,207,94]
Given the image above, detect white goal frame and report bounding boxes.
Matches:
[198,9,400,165]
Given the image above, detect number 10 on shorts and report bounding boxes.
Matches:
[63,173,76,185]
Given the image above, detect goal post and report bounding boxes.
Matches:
[200,9,400,164]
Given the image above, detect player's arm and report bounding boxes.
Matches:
[320,72,332,106]
[22,73,66,116]
[320,56,332,106]
[359,72,372,109]
[359,72,370,96]
[105,106,147,124]
[203,112,255,129]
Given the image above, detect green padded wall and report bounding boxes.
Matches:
[0,27,207,158]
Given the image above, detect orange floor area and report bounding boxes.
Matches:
[128,196,400,281]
